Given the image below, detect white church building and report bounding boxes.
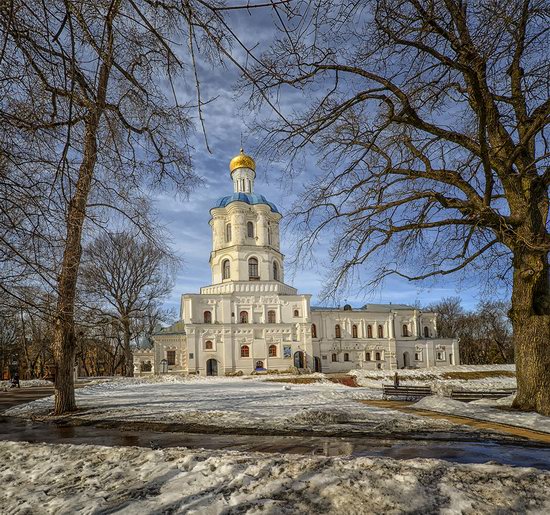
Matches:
[134,151,459,376]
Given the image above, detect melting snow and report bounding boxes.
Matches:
[1,441,549,514]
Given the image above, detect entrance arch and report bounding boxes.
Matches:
[403,352,410,368]
[314,356,322,372]
[294,351,305,369]
[206,359,218,376]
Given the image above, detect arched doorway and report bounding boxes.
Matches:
[403,352,410,368]
[206,359,218,376]
[294,351,305,369]
[314,356,322,372]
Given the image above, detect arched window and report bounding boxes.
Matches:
[247,221,254,238]
[377,324,384,338]
[241,345,250,357]
[365,352,371,361]
[311,324,317,338]
[335,324,341,338]
[273,261,279,281]
[402,324,409,337]
[225,223,232,242]
[344,353,350,362]
[424,326,429,338]
[331,353,338,362]
[267,310,276,323]
[293,309,299,317]
[248,257,259,279]
[240,311,248,323]
[352,325,358,338]
[268,344,277,357]
[375,351,381,361]
[222,259,230,280]
[203,311,212,324]
[268,227,272,245]
[367,325,373,338]
[205,340,213,350]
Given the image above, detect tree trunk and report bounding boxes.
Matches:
[50,2,119,414]
[122,317,133,377]
[510,249,550,416]
[52,116,100,414]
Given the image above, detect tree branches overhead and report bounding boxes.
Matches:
[244,0,550,296]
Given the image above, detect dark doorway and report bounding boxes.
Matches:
[403,352,410,368]
[293,351,305,369]
[206,359,218,376]
[314,356,322,372]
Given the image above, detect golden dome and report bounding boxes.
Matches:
[229,148,256,173]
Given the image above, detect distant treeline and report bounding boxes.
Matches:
[426,297,513,365]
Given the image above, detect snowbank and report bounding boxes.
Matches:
[0,379,52,391]
[351,364,516,392]
[6,377,461,435]
[1,441,549,514]
[413,395,550,434]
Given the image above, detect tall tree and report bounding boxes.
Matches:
[246,0,550,415]
[80,230,177,376]
[0,0,231,413]
[425,297,464,339]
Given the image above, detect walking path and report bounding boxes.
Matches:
[361,399,550,444]
[0,386,54,413]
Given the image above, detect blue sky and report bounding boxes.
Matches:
[153,6,502,317]
[155,133,484,316]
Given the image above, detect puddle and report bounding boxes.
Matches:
[1,416,550,470]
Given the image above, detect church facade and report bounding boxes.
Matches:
[134,151,459,376]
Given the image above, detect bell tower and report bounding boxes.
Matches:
[208,150,285,285]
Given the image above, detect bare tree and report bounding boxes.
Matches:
[245,0,550,415]
[0,0,236,413]
[425,296,464,339]
[0,295,18,379]
[80,230,177,376]
[427,297,513,364]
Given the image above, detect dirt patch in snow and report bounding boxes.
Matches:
[264,377,322,384]
[440,370,516,380]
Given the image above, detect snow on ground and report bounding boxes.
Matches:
[0,379,53,391]
[1,441,549,515]
[351,364,516,394]
[413,395,550,434]
[6,377,465,435]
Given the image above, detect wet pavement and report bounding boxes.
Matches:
[1,415,550,469]
[0,386,54,412]
[2,387,550,470]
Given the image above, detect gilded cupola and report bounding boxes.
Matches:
[229,148,256,174]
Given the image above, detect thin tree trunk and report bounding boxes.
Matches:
[51,1,119,414]
[122,317,134,377]
[52,115,100,414]
[510,249,550,416]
